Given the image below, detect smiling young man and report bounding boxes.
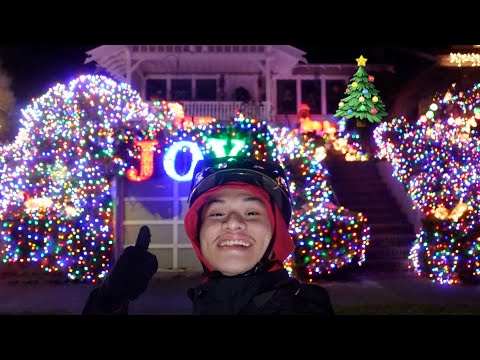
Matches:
[184,156,335,315]
[198,188,273,276]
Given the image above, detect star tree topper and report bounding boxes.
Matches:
[356,55,368,67]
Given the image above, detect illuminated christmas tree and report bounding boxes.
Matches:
[334,55,388,128]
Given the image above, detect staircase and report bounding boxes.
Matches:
[325,159,416,272]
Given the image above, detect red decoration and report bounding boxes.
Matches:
[20,190,30,202]
[370,108,377,115]
[368,75,375,82]
[298,103,311,120]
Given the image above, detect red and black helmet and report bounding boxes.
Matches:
[188,156,293,225]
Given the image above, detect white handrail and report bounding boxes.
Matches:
[180,101,268,122]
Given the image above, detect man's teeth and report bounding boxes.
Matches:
[219,240,251,247]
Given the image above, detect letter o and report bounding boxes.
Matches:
[163,141,204,182]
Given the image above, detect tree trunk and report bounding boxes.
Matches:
[356,118,366,127]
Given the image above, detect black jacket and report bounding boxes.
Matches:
[187,268,334,315]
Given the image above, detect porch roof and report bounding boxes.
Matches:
[84,45,308,82]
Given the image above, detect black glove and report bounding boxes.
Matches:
[82,226,159,314]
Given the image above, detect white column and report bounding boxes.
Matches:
[321,77,327,115]
[124,46,132,85]
[265,49,273,122]
[296,80,302,111]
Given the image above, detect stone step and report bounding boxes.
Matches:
[338,197,399,205]
[328,162,379,168]
[364,213,414,223]
[333,185,392,194]
[369,232,416,241]
[371,233,417,246]
[326,161,379,168]
[329,168,379,175]
[346,204,406,212]
[368,223,415,233]
[353,217,409,225]
[337,201,400,210]
[366,245,411,259]
[361,208,409,216]
[340,202,400,210]
[361,258,411,272]
[334,191,395,199]
[330,174,380,182]
[331,180,386,188]
[368,221,415,230]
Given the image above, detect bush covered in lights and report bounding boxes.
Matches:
[0,75,171,282]
[270,129,370,281]
[373,83,480,285]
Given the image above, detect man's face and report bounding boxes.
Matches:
[199,188,273,276]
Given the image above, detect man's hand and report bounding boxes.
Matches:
[82,226,158,314]
[104,227,158,301]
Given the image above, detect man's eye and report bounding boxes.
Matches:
[209,212,224,217]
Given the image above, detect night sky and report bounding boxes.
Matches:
[0,44,100,108]
[0,44,447,110]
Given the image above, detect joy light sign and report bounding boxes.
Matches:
[126,137,246,182]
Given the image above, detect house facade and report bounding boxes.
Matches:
[84,44,393,272]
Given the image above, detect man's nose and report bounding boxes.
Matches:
[222,212,246,230]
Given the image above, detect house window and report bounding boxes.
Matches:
[172,79,192,101]
[326,79,347,114]
[146,79,167,101]
[301,80,321,114]
[196,79,217,100]
[277,80,297,114]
